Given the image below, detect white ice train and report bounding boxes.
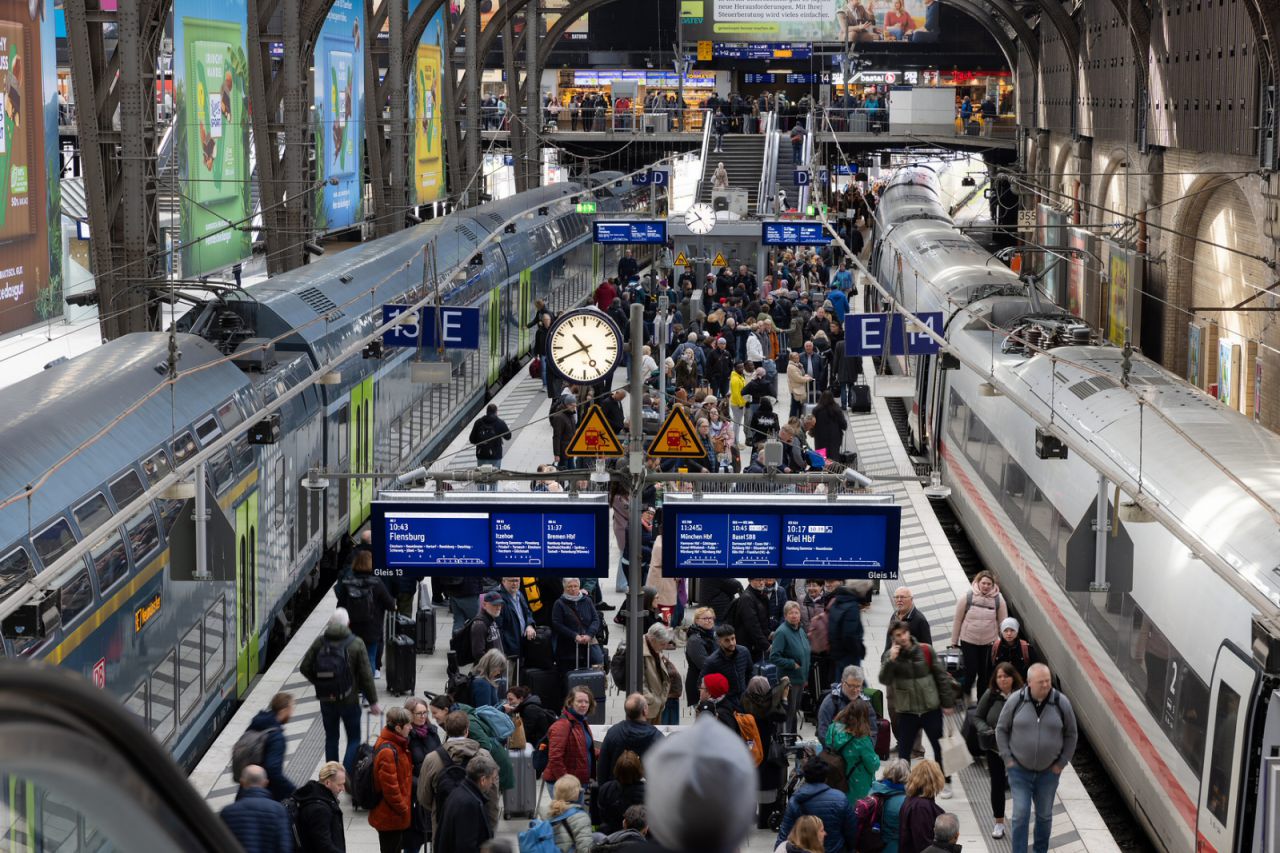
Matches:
[868,164,1280,852]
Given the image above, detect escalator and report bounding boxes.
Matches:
[0,664,244,852]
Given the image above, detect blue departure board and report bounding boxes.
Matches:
[373,497,608,577]
[761,221,830,246]
[663,499,901,579]
[593,221,668,244]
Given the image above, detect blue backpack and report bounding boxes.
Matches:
[518,807,580,853]
[475,704,516,743]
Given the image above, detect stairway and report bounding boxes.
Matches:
[698,133,767,210]
[773,131,796,210]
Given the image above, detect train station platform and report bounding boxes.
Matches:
[189,332,1119,852]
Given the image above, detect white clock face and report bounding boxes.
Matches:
[549,311,621,384]
[685,203,716,235]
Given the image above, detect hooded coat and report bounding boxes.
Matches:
[292,780,345,853]
[775,782,859,853]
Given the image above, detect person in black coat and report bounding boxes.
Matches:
[294,763,347,853]
[220,767,292,853]
[550,579,604,671]
[244,694,297,802]
[593,749,647,834]
[702,624,755,707]
[733,579,774,660]
[684,609,718,707]
[434,756,498,853]
[336,551,396,675]
[403,699,442,853]
[699,577,743,624]
[810,391,848,460]
[598,694,665,784]
[827,583,866,674]
[599,388,628,436]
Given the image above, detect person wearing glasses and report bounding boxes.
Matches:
[402,698,442,853]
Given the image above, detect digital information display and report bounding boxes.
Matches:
[663,497,901,579]
[372,495,609,578]
[593,221,669,245]
[762,221,830,246]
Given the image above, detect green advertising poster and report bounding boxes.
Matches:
[314,0,364,232]
[0,0,61,335]
[175,2,251,277]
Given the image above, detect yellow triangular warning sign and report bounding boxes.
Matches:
[674,251,689,267]
[564,404,625,458]
[646,405,707,459]
[712,251,727,267]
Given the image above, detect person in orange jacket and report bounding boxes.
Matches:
[370,706,415,851]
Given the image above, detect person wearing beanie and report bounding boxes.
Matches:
[990,616,1037,680]
[775,757,859,853]
[695,673,740,733]
[644,716,759,853]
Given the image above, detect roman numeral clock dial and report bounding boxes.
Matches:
[546,308,623,385]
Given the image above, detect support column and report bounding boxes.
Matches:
[441,32,466,205]
[503,16,527,193]
[464,0,481,206]
[386,0,409,223]
[524,0,541,191]
[1073,136,1093,227]
[367,0,409,236]
[280,0,310,270]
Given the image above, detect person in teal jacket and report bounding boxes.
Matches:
[869,758,910,853]
[770,601,813,731]
[822,700,881,803]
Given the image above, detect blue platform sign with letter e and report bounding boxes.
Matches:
[762,221,829,246]
[383,304,481,349]
[845,312,944,356]
[593,221,668,244]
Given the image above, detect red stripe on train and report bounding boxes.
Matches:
[940,441,1197,830]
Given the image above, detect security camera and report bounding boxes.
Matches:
[396,466,428,485]
[843,468,874,489]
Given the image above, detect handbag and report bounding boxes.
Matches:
[509,715,528,750]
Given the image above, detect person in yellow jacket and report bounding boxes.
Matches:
[729,361,748,445]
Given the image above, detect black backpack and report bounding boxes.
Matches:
[432,747,469,817]
[470,418,498,450]
[446,670,477,707]
[313,635,355,701]
[609,642,628,692]
[449,616,481,666]
[341,577,377,625]
[353,742,396,810]
[280,794,303,852]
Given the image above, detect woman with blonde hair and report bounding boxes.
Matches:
[546,773,595,852]
[775,814,826,853]
[898,760,946,853]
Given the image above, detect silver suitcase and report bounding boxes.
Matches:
[504,745,539,819]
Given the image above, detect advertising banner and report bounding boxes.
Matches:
[175,0,251,277]
[1187,323,1205,387]
[1105,241,1142,348]
[313,1,363,232]
[680,0,939,45]
[540,0,590,41]
[412,6,447,204]
[0,0,59,336]
[1066,228,1095,323]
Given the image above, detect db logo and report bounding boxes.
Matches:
[885,72,897,84]
[92,658,106,689]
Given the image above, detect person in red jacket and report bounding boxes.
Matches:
[542,687,598,800]
[594,278,618,311]
[370,706,415,853]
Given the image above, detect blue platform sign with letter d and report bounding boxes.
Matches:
[383,304,481,350]
[845,312,944,356]
[793,169,810,186]
[650,169,669,186]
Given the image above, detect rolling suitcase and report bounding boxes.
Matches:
[754,662,779,688]
[851,381,871,414]
[566,647,607,725]
[523,666,563,712]
[503,745,539,819]
[384,613,416,696]
[524,625,554,670]
[415,581,436,654]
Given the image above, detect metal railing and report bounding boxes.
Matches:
[814,105,1017,138]
[756,110,779,218]
[494,107,705,134]
[694,109,715,203]
[799,108,816,212]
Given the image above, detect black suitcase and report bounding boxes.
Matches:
[566,647,607,725]
[415,581,436,655]
[524,626,554,670]
[392,613,415,639]
[851,383,871,414]
[524,666,564,714]
[385,633,416,696]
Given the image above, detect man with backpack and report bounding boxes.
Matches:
[417,710,501,840]
[337,550,396,678]
[816,666,879,744]
[434,754,499,853]
[996,664,1077,853]
[469,404,511,490]
[301,608,382,776]
[598,694,664,784]
[451,590,505,667]
[233,692,297,802]
[289,761,346,853]
[879,620,957,799]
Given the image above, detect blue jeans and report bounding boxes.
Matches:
[321,701,364,777]
[479,457,501,491]
[661,697,681,725]
[367,640,381,674]
[1007,764,1061,853]
[449,595,479,633]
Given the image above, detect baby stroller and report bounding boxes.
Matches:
[769,732,821,831]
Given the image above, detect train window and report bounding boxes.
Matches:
[337,405,350,463]
[58,569,93,624]
[149,650,177,744]
[1175,668,1210,774]
[156,495,185,537]
[204,597,226,685]
[209,449,235,493]
[179,623,202,721]
[73,493,113,538]
[125,509,161,564]
[33,518,77,568]
[109,469,145,511]
[232,434,255,476]
[0,547,34,599]
[296,480,309,555]
[89,530,129,593]
[217,399,244,431]
[124,681,147,728]
[171,431,197,466]
[194,416,221,444]
[309,484,322,539]
[1206,683,1241,824]
[1125,604,1173,721]
[274,458,287,530]
[142,448,173,485]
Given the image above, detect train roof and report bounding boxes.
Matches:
[885,219,1023,309]
[877,166,950,227]
[0,334,252,545]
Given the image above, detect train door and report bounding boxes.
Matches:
[234,490,260,696]
[487,285,502,385]
[518,269,532,356]
[349,377,374,534]
[1198,642,1260,851]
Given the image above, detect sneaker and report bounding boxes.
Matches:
[374,670,382,680]
[597,602,616,611]
[991,824,1006,839]
[939,785,953,800]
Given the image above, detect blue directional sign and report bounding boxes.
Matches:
[593,220,668,244]
[662,497,901,579]
[836,163,859,175]
[503,154,515,166]
[793,169,810,186]
[382,304,482,350]
[373,496,609,578]
[819,169,830,184]
[650,169,669,187]
[630,170,668,186]
[844,312,945,357]
[761,221,830,246]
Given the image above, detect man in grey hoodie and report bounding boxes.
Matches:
[995,664,1078,853]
